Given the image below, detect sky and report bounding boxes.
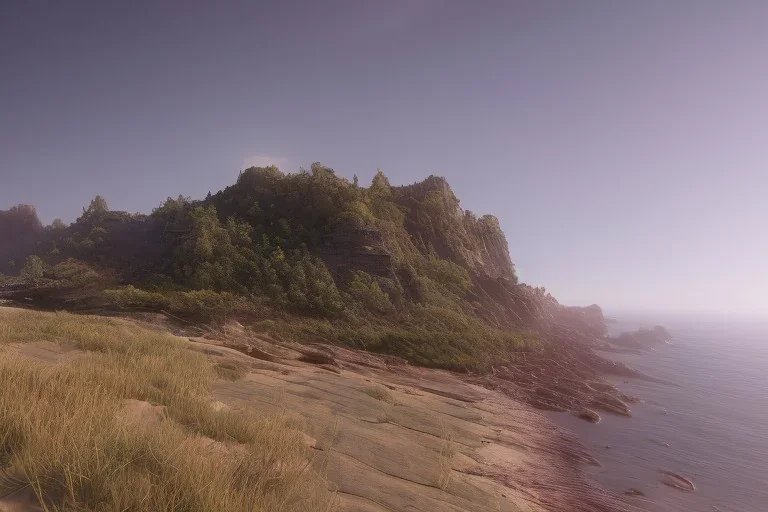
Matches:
[2,0,768,316]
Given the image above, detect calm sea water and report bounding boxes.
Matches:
[552,313,768,512]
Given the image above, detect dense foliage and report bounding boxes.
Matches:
[0,166,566,371]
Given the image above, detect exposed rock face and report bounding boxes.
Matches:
[591,394,632,417]
[461,213,516,280]
[660,470,695,492]
[319,227,393,277]
[557,304,607,338]
[393,176,517,281]
[611,326,672,350]
[573,409,602,423]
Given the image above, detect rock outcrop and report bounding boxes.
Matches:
[611,326,672,350]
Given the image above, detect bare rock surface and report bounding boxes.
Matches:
[0,309,637,512]
[659,470,695,492]
[117,399,168,428]
[205,337,636,512]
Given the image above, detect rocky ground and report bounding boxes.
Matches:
[0,305,647,512]
[179,321,640,512]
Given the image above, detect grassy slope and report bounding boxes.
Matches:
[0,308,336,512]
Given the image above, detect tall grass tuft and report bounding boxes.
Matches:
[0,308,336,511]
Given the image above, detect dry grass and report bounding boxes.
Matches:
[436,422,457,491]
[214,360,248,381]
[0,308,337,512]
[361,385,398,405]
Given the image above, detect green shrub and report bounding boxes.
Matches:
[21,255,45,280]
[47,259,103,287]
[346,272,394,314]
[251,319,277,334]
[102,286,254,322]
[423,258,471,292]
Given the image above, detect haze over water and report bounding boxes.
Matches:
[554,314,768,512]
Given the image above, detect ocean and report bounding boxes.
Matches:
[552,313,768,512]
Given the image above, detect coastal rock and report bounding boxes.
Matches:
[620,393,641,404]
[572,409,601,423]
[297,348,337,366]
[610,326,672,350]
[534,386,558,399]
[530,398,568,412]
[587,381,618,393]
[660,470,695,492]
[591,394,631,417]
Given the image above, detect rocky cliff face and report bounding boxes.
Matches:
[318,227,393,277]
[392,176,516,281]
[385,176,603,332]
[462,213,517,280]
[0,171,605,338]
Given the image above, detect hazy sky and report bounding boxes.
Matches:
[2,1,767,315]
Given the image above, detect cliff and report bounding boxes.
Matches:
[391,176,516,281]
[0,166,606,373]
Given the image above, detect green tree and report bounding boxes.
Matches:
[51,218,67,230]
[296,255,343,315]
[21,255,45,280]
[79,195,109,222]
[90,226,108,245]
[174,204,256,293]
[310,162,335,177]
[347,271,394,314]
[369,170,391,198]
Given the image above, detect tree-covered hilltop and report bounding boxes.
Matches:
[0,165,605,371]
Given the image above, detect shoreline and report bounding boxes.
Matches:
[190,320,637,512]
[0,304,639,511]
[548,332,708,512]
